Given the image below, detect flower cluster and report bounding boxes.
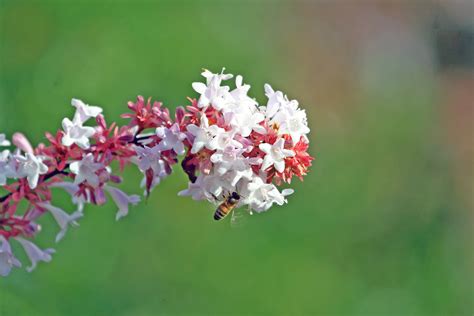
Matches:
[179,69,313,212]
[0,68,313,277]
[0,98,175,276]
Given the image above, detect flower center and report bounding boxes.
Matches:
[289,118,300,131]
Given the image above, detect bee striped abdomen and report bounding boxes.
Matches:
[213,192,240,221]
[213,202,232,220]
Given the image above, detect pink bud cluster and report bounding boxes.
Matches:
[0,68,313,276]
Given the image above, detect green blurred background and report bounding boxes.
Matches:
[1,1,473,315]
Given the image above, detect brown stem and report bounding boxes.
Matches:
[0,132,156,204]
[0,169,69,203]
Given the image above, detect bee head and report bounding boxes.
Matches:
[231,192,240,200]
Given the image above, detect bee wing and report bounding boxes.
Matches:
[230,207,251,228]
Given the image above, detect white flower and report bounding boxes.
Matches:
[139,173,163,195]
[156,123,186,155]
[263,84,286,118]
[37,202,82,243]
[0,134,10,147]
[16,153,49,189]
[71,98,103,124]
[15,237,55,273]
[60,100,101,149]
[211,147,259,186]
[259,138,295,173]
[225,106,266,137]
[192,69,233,110]
[0,150,19,185]
[104,185,140,221]
[0,150,14,186]
[178,173,233,203]
[69,153,103,187]
[201,174,233,200]
[273,107,309,144]
[212,131,243,151]
[221,167,254,188]
[230,75,257,108]
[0,236,21,277]
[245,176,294,212]
[263,85,309,143]
[201,68,233,84]
[61,117,96,149]
[178,175,209,201]
[186,115,225,154]
[134,145,167,176]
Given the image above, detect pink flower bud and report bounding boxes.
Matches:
[96,114,107,129]
[12,132,34,154]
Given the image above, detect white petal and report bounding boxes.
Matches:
[40,203,82,242]
[266,102,279,119]
[252,112,265,123]
[69,161,80,174]
[0,257,13,276]
[191,140,204,154]
[105,186,140,221]
[61,134,74,147]
[264,84,274,96]
[235,75,243,87]
[239,126,252,138]
[192,82,207,94]
[76,137,90,150]
[87,174,100,187]
[0,134,11,147]
[15,237,54,273]
[261,155,273,171]
[274,160,285,173]
[38,162,49,174]
[174,142,185,155]
[259,143,271,154]
[85,105,102,117]
[71,98,85,108]
[155,127,166,138]
[252,125,267,135]
[82,126,96,138]
[27,173,39,189]
[186,124,200,135]
[0,236,21,277]
[282,149,295,157]
[61,118,73,131]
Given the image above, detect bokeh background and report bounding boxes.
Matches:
[0,1,473,315]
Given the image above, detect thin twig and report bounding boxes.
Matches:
[0,169,69,203]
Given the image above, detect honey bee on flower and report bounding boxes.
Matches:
[0,68,313,277]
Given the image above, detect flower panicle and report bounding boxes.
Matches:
[0,68,313,277]
[178,68,313,214]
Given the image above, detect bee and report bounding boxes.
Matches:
[213,192,241,221]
